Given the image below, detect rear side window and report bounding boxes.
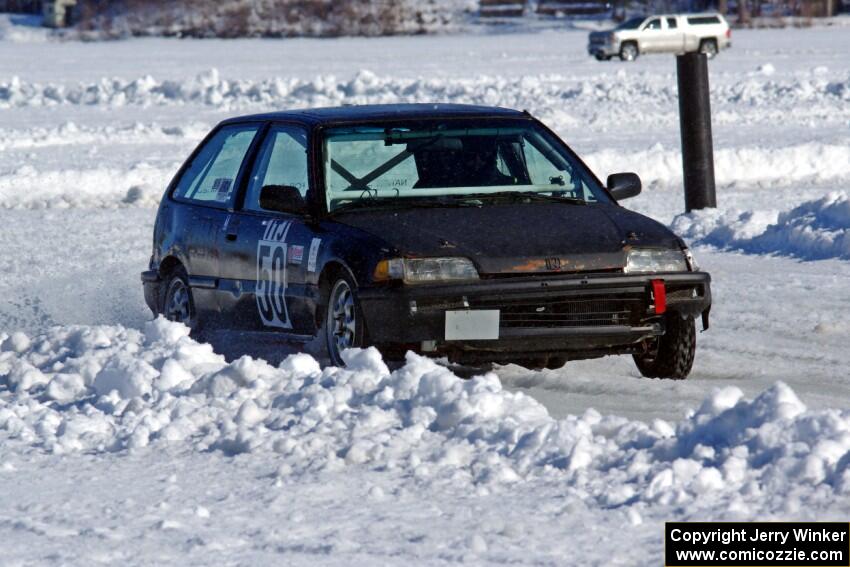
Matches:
[687,16,721,24]
[173,124,260,206]
[667,17,678,28]
[245,125,310,212]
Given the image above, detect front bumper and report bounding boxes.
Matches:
[588,40,619,57]
[358,271,711,360]
[141,270,161,314]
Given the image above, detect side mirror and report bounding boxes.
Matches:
[259,185,307,214]
[606,172,642,201]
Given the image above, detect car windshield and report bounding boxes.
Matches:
[616,17,645,29]
[322,119,610,213]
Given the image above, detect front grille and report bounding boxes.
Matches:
[471,295,644,329]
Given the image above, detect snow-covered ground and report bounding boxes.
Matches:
[1,22,850,565]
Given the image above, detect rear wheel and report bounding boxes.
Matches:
[161,266,199,331]
[699,39,718,58]
[324,276,366,367]
[633,313,696,379]
[619,42,638,61]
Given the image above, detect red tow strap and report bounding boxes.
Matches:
[651,279,667,314]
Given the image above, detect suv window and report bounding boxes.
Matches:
[645,18,662,30]
[245,125,310,212]
[687,15,721,24]
[173,124,259,206]
[666,17,678,28]
[616,17,645,30]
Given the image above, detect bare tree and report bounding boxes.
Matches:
[737,0,750,24]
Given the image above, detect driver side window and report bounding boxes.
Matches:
[645,18,662,30]
[245,125,309,213]
[523,139,596,202]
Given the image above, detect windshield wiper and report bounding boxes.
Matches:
[401,196,482,209]
[462,191,587,205]
[330,196,479,215]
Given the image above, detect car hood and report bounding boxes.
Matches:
[334,203,682,275]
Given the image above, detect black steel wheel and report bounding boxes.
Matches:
[633,313,696,380]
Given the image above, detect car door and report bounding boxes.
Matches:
[639,17,664,52]
[217,123,317,335]
[169,123,261,324]
[663,17,686,52]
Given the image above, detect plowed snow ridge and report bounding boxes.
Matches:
[674,190,850,260]
[1,141,848,209]
[0,163,172,209]
[1,69,848,116]
[1,319,849,516]
[0,121,207,151]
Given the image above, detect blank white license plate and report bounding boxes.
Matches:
[445,310,500,341]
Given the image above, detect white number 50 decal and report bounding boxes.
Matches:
[256,220,292,329]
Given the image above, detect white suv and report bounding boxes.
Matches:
[588,14,731,61]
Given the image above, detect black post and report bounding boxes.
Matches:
[677,52,717,212]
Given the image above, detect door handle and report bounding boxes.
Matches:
[223,214,239,242]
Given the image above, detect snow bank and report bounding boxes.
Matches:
[3,318,850,511]
[0,121,207,152]
[673,191,850,260]
[0,162,173,209]
[0,14,51,44]
[2,69,848,111]
[1,134,846,209]
[584,141,850,190]
[0,121,205,209]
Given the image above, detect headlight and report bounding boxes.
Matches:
[624,248,688,274]
[683,248,699,271]
[374,257,479,284]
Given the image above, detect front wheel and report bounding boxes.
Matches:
[633,313,696,379]
[324,277,366,367]
[619,42,638,61]
[699,39,718,58]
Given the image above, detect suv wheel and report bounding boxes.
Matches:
[699,39,718,58]
[619,42,638,61]
[633,313,696,379]
[161,266,199,330]
[325,276,366,367]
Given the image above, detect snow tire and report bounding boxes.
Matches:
[633,313,696,380]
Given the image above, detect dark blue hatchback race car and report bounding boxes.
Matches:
[142,104,711,378]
